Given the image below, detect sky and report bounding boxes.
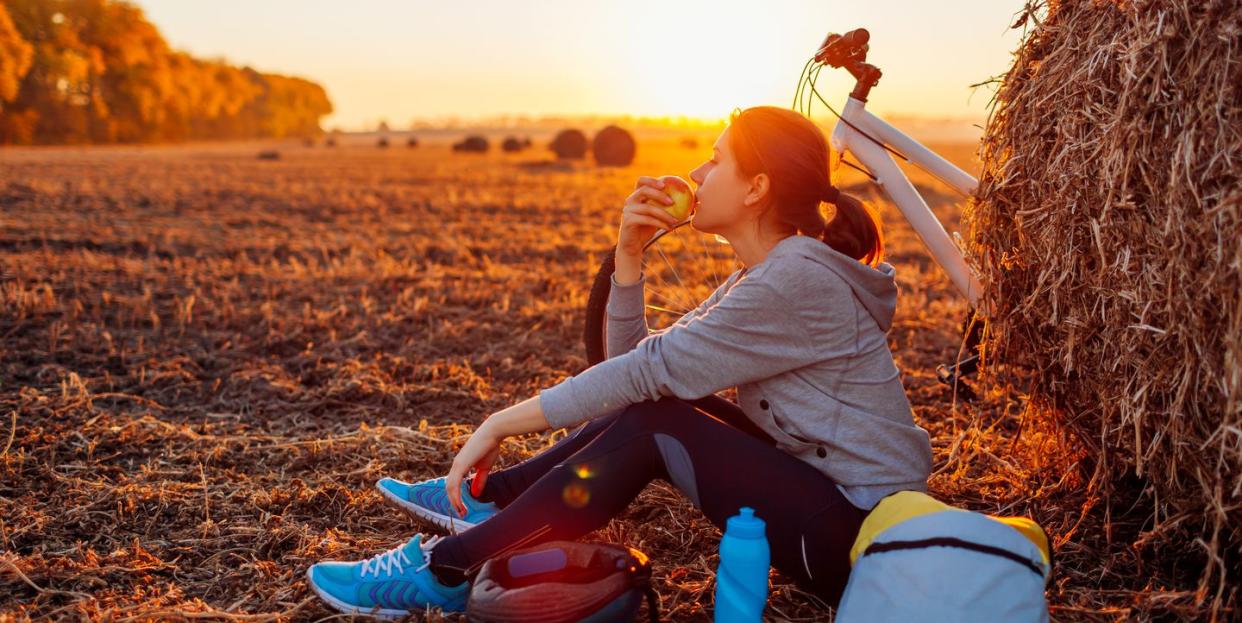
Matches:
[136,0,1030,132]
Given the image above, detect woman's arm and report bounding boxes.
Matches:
[605,264,653,360]
[613,249,643,285]
[480,395,552,438]
[538,275,825,430]
[443,395,552,516]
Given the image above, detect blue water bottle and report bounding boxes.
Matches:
[714,506,770,623]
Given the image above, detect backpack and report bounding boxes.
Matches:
[836,491,1052,623]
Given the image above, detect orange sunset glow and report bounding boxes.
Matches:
[6,0,1231,621]
[135,0,1026,131]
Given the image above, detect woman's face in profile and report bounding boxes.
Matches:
[688,126,756,236]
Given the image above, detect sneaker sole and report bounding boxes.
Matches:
[305,566,414,621]
[375,480,481,533]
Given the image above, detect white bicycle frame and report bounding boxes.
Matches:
[828,96,983,306]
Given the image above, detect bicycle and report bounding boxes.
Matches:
[583,28,986,404]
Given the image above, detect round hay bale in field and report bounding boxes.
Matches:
[501,136,524,152]
[453,135,489,153]
[591,125,636,166]
[964,0,1241,613]
[256,150,280,160]
[377,137,389,148]
[522,136,532,148]
[549,128,587,159]
[680,136,699,149]
[407,136,419,148]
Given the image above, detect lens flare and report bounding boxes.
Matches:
[573,463,594,479]
[562,482,590,508]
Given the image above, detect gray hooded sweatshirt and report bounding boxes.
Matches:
[538,234,933,509]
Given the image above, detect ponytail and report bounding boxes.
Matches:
[795,186,884,268]
[819,188,883,268]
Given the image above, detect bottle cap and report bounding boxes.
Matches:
[725,506,766,540]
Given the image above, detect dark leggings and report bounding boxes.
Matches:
[428,396,868,607]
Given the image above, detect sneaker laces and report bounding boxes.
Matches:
[414,534,446,574]
[359,543,413,578]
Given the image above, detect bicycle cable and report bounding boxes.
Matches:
[801,62,821,117]
[792,58,877,182]
[791,57,814,110]
[794,55,914,166]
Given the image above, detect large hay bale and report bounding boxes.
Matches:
[965,0,1241,613]
[549,128,587,159]
[501,136,524,152]
[591,125,636,166]
[452,135,489,153]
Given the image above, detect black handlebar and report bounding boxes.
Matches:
[814,28,870,66]
[813,27,882,101]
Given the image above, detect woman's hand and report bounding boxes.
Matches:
[445,422,502,518]
[617,176,683,258]
[441,395,553,517]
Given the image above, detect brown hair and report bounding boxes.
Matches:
[727,106,883,267]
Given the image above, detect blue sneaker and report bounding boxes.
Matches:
[306,533,468,619]
[376,475,498,532]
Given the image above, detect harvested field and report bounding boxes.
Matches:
[0,136,1201,620]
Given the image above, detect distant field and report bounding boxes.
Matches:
[0,139,1129,620]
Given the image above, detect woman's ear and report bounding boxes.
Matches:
[743,172,770,207]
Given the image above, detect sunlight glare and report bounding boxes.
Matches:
[617,3,790,121]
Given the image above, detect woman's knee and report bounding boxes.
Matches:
[615,398,691,431]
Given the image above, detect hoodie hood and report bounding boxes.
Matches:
[764,234,898,331]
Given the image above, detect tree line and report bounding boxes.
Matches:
[0,0,332,144]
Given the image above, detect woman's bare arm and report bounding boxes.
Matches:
[444,395,553,515]
[614,249,643,286]
[478,394,552,438]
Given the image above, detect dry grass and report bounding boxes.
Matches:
[0,133,1206,621]
[965,0,1241,620]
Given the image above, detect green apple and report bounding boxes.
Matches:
[658,175,695,221]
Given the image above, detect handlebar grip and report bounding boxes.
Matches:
[815,28,870,64]
[842,28,869,47]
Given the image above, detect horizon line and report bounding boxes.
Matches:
[338,111,989,134]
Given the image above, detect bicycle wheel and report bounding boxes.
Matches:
[583,220,743,403]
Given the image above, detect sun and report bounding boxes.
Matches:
[615,4,791,120]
